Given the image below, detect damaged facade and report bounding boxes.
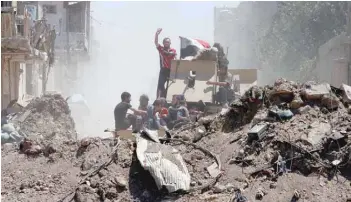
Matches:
[1,1,91,110]
[41,1,91,95]
[1,1,50,109]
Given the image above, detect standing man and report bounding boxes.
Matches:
[114,92,147,131]
[206,67,234,108]
[155,28,177,98]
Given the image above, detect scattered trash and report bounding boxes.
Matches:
[291,189,301,202]
[136,131,191,192]
[206,162,221,178]
[269,106,293,120]
[247,123,268,143]
[276,158,291,175]
[230,188,248,202]
[255,188,266,200]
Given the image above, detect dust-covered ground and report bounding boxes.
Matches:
[2,80,351,202]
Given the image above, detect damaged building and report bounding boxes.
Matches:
[1,1,92,110]
[1,1,50,109]
[41,1,91,95]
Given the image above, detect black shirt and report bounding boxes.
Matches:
[114,102,132,130]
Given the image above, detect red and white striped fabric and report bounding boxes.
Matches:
[179,36,211,59]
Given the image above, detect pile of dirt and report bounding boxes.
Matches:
[14,94,77,140]
[2,80,351,202]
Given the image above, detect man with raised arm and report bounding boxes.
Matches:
[155,28,177,98]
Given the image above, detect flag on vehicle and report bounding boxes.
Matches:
[179,36,211,59]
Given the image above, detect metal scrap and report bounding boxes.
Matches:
[247,123,268,143]
[136,133,191,192]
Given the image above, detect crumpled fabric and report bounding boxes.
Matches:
[1,131,23,144]
[1,123,25,144]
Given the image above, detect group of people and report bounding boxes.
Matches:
[114,92,190,132]
[155,28,234,108]
[113,29,236,132]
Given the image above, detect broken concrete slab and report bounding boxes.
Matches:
[302,83,331,100]
[272,78,297,95]
[206,162,221,178]
[321,94,340,110]
[300,121,331,146]
[340,84,351,103]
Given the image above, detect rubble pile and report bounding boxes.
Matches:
[2,79,351,202]
[1,94,77,146]
[16,94,76,140]
[172,79,351,200]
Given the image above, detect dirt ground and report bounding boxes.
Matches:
[2,129,350,202]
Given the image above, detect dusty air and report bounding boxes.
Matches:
[1,1,351,202]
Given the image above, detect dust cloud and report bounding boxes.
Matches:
[68,1,239,138]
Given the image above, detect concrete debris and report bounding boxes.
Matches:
[341,84,351,103]
[301,83,331,100]
[272,78,298,95]
[298,105,312,114]
[115,176,128,188]
[2,78,351,202]
[213,183,226,193]
[206,162,221,178]
[301,121,331,147]
[12,94,77,140]
[321,94,340,110]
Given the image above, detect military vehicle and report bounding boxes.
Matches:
[162,59,258,115]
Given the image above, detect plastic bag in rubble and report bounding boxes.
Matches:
[135,130,191,192]
[1,123,26,144]
[1,131,23,144]
[2,123,16,133]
